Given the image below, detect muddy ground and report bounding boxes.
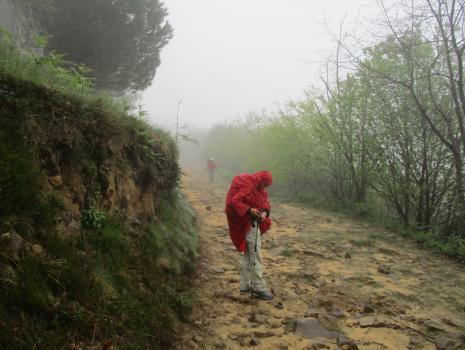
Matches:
[176,171,465,350]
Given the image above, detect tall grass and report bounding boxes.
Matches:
[0,29,134,116]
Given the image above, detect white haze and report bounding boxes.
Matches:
[142,0,375,129]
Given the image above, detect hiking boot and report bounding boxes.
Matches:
[240,286,251,294]
[252,290,274,300]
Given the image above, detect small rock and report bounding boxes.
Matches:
[303,271,319,280]
[304,308,321,318]
[317,299,334,309]
[337,335,359,350]
[230,318,241,324]
[293,317,340,339]
[253,331,276,338]
[425,320,447,332]
[31,244,44,257]
[48,175,63,187]
[358,316,387,328]
[206,206,212,211]
[214,341,226,349]
[303,249,325,258]
[345,252,352,259]
[377,265,391,274]
[283,290,299,300]
[187,340,198,349]
[211,267,225,274]
[358,316,376,328]
[250,338,261,346]
[281,316,294,325]
[328,307,345,318]
[252,314,268,324]
[345,319,358,327]
[361,303,375,314]
[435,337,458,350]
[192,335,203,344]
[266,319,281,329]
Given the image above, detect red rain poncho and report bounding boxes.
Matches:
[225,171,273,252]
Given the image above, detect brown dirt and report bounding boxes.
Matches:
[177,171,465,350]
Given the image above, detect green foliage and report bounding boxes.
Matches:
[0,76,64,233]
[0,194,199,349]
[92,222,126,254]
[81,206,107,230]
[0,146,43,225]
[0,29,139,116]
[280,248,295,257]
[8,0,173,91]
[144,194,199,276]
[401,230,465,261]
[201,22,465,260]
[367,232,386,240]
[350,239,374,248]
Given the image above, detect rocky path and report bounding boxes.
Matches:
[176,171,465,350]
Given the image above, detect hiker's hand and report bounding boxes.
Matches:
[260,212,267,221]
[250,208,262,220]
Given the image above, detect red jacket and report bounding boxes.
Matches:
[225,171,272,252]
[207,159,217,170]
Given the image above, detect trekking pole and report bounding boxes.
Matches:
[250,220,260,299]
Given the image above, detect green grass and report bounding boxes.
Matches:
[280,248,295,257]
[0,83,64,234]
[144,198,199,276]
[0,29,131,116]
[350,239,375,247]
[0,195,199,349]
[368,232,385,240]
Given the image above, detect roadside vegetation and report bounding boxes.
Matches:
[0,30,199,349]
[202,0,465,260]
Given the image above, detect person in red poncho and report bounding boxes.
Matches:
[225,171,274,300]
[207,157,217,183]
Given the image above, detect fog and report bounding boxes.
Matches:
[142,0,375,129]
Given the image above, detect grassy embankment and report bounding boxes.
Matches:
[0,31,199,349]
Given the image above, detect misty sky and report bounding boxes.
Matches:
[142,0,374,129]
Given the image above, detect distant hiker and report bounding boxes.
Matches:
[225,171,274,300]
[207,157,217,183]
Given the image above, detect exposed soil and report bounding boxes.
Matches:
[177,171,465,350]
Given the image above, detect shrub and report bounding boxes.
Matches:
[81,206,106,229]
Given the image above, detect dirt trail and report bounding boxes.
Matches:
[177,171,465,350]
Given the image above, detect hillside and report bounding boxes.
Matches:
[0,66,198,349]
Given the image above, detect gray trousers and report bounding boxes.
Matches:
[240,225,267,292]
